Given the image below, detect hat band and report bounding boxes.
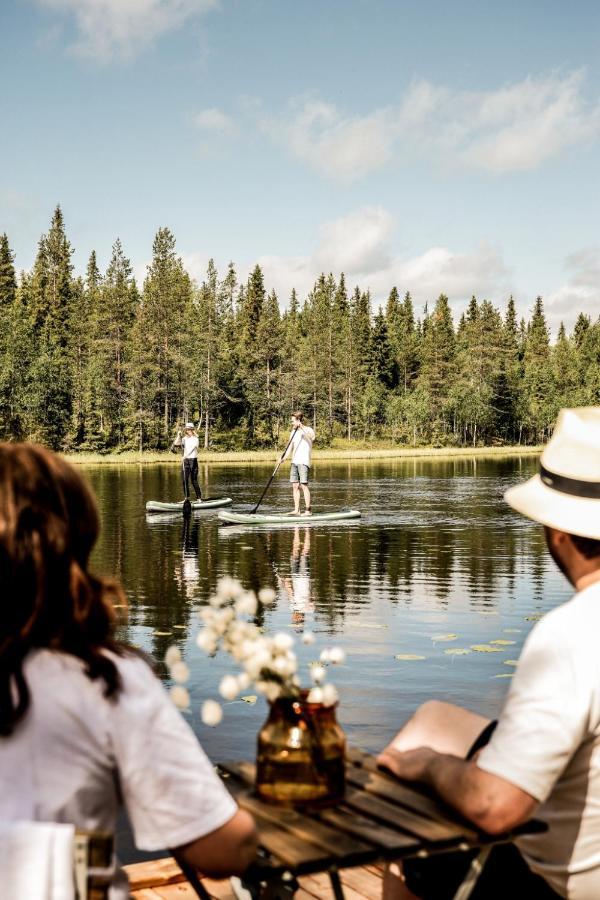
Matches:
[540,464,600,500]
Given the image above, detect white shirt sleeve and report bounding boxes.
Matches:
[109,655,237,851]
[477,611,592,803]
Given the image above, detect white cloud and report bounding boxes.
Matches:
[546,247,600,330]
[314,207,394,275]
[35,0,219,62]
[265,71,600,181]
[193,107,236,134]
[189,207,513,314]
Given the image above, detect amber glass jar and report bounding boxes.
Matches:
[255,692,346,806]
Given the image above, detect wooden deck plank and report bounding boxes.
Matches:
[300,871,373,900]
[127,860,385,900]
[125,857,186,890]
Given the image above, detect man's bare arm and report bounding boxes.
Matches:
[377,747,536,835]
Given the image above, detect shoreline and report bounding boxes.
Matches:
[64,445,542,467]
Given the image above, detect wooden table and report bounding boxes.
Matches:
[198,747,546,900]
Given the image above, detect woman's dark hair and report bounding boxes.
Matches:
[0,443,127,736]
[292,411,304,422]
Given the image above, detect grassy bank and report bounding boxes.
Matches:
[64,444,542,467]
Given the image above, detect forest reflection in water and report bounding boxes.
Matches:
[88,453,569,766]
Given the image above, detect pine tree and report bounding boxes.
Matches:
[0,235,18,438]
[416,294,455,440]
[521,297,554,442]
[27,206,74,448]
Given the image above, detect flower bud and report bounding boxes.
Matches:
[170,661,190,684]
[201,699,223,726]
[170,685,190,709]
[219,675,239,701]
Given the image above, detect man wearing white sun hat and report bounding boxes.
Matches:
[378,407,600,900]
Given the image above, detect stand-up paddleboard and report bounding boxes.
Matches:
[146,497,233,512]
[218,509,361,525]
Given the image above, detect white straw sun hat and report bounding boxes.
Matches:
[185,422,195,430]
[505,407,600,540]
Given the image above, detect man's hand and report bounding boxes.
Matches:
[377,746,537,835]
[377,746,436,782]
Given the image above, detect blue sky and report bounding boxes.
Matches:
[1,0,600,329]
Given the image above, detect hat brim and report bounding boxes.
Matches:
[505,474,600,540]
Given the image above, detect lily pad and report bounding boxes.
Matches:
[172,624,187,629]
[240,695,257,704]
[490,639,515,645]
[395,654,426,661]
[525,615,543,621]
[432,633,458,642]
[504,659,519,667]
[153,630,173,636]
[470,644,503,653]
[444,648,471,656]
[493,673,514,679]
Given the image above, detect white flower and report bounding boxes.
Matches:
[164,645,181,667]
[257,680,282,702]
[310,664,326,684]
[244,649,273,679]
[322,683,339,707]
[170,685,190,709]
[273,654,297,678]
[301,631,316,645]
[237,672,251,690]
[273,632,294,653]
[219,675,239,701]
[196,629,217,654]
[320,649,332,664]
[170,661,190,684]
[235,591,258,616]
[328,647,346,665]
[258,587,276,606]
[201,699,223,726]
[211,607,235,635]
[307,686,324,703]
[216,576,243,602]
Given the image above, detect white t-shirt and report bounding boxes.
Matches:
[0,649,237,899]
[290,426,315,467]
[477,581,600,899]
[183,434,199,459]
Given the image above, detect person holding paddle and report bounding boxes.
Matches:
[282,411,315,516]
[175,422,202,502]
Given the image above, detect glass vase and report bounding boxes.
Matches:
[255,692,346,806]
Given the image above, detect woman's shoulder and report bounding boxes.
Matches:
[26,647,158,695]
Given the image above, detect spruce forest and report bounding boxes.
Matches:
[1,207,598,453]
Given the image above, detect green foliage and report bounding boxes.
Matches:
[1,209,598,451]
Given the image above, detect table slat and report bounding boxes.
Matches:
[343,784,467,844]
[223,762,375,860]
[315,804,420,851]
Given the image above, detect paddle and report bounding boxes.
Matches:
[251,427,298,515]
[182,457,192,516]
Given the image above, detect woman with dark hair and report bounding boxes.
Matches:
[0,444,256,897]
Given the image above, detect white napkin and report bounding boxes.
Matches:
[0,820,75,900]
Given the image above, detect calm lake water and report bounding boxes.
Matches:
[86,455,569,862]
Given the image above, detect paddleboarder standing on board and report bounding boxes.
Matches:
[174,422,202,502]
[282,411,315,515]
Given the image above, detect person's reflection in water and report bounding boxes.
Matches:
[175,514,201,601]
[280,527,313,630]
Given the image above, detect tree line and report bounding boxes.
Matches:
[0,206,598,452]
